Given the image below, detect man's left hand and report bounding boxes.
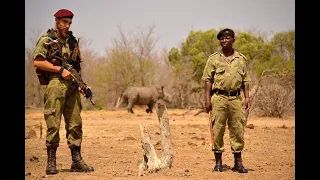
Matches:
[78,87,85,96]
[244,97,251,110]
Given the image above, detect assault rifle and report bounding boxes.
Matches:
[51,52,95,106]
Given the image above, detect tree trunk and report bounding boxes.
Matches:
[138,99,173,176]
[36,84,43,107]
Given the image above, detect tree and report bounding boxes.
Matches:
[252,30,295,79]
[25,29,45,107]
[250,30,295,117]
[105,25,160,103]
[167,28,295,117]
[169,29,220,82]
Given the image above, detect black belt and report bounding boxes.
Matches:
[213,89,240,96]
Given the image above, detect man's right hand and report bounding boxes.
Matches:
[205,100,212,113]
[204,81,213,113]
[61,68,72,80]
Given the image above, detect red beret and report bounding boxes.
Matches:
[54,9,74,19]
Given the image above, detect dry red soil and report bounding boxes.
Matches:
[25,107,295,180]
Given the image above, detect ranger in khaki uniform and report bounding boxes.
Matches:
[202,28,251,173]
[33,9,94,175]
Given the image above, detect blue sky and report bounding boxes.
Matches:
[25,0,295,55]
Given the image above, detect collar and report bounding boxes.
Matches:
[218,49,241,58]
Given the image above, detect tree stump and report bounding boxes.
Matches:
[138,100,174,176]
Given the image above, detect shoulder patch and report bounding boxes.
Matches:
[208,52,218,58]
[35,33,50,46]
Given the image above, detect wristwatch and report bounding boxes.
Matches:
[58,66,65,74]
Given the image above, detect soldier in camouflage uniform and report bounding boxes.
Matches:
[201,28,251,173]
[33,9,94,175]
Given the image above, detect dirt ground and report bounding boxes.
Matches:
[25,106,295,180]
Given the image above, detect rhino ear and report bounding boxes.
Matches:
[161,86,164,91]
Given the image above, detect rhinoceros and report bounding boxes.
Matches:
[116,85,171,113]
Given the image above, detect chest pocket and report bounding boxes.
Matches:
[214,67,226,79]
[213,67,226,88]
[235,67,245,82]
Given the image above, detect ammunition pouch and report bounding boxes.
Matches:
[68,31,81,72]
[36,68,50,85]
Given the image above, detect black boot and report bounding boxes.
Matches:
[212,153,224,172]
[232,152,248,173]
[46,147,58,175]
[70,146,94,172]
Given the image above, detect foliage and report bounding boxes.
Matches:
[252,30,295,79]
[25,26,295,117]
[168,29,220,82]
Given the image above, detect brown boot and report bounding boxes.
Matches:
[212,153,224,172]
[46,147,58,175]
[70,146,94,172]
[232,152,248,173]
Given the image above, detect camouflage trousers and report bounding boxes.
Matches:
[210,93,245,153]
[43,77,83,148]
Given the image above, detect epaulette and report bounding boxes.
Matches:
[238,52,247,61]
[208,52,218,58]
[35,32,51,46]
[35,29,57,46]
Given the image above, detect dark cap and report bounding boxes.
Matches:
[54,9,74,19]
[217,28,235,40]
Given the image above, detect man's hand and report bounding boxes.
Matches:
[244,97,251,110]
[61,68,72,80]
[204,81,213,113]
[205,99,212,113]
[78,86,85,96]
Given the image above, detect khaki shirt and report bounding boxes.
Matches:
[33,30,71,65]
[201,50,251,91]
